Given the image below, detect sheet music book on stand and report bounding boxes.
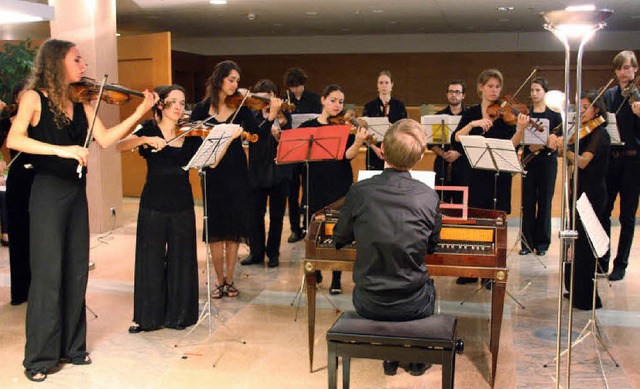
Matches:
[605,112,623,146]
[523,118,550,146]
[460,135,524,174]
[576,193,610,258]
[291,113,321,129]
[358,116,391,143]
[421,114,461,145]
[183,124,242,170]
[275,125,350,164]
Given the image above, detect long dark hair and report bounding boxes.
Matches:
[153,84,186,121]
[204,60,241,110]
[581,89,608,127]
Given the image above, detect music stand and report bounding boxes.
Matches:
[422,114,461,198]
[175,124,246,348]
[545,193,619,386]
[459,135,526,308]
[604,112,623,146]
[276,125,350,319]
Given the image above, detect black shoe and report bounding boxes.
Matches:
[408,362,432,376]
[240,255,263,266]
[167,325,186,331]
[128,325,159,333]
[330,273,342,294]
[519,248,531,255]
[483,278,493,290]
[383,360,399,376]
[537,249,546,256]
[609,267,625,281]
[287,231,305,243]
[0,239,9,247]
[563,292,570,299]
[10,297,27,305]
[456,277,478,285]
[267,256,279,268]
[24,369,47,382]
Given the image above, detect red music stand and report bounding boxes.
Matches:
[276,125,350,229]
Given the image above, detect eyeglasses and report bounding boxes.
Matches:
[447,90,463,95]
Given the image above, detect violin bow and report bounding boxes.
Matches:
[153,114,218,152]
[229,89,251,124]
[564,78,613,140]
[508,67,539,104]
[77,74,108,178]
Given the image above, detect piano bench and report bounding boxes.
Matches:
[326,311,463,389]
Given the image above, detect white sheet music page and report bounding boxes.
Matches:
[421,114,459,145]
[523,118,550,145]
[359,116,391,142]
[460,135,494,169]
[485,137,523,173]
[576,193,610,258]
[605,112,623,146]
[291,113,320,129]
[183,124,242,170]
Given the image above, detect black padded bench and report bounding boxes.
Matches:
[326,312,463,389]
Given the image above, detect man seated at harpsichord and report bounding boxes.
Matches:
[333,118,442,376]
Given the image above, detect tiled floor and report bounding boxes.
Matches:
[0,198,639,388]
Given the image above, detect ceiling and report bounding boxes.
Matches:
[115,0,640,38]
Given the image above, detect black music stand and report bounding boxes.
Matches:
[175,123,246,351]
[459,135,526,308]
[276,125,350,319]
[423,114,461,200]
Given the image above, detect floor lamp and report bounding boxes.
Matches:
[541,6,613,389]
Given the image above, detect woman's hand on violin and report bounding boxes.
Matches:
[632,101,640,116]
[144,136,167,151]
[516,113,530,130]
[267,97,283,121]
[55,145,89,166]
[371,144,384,160]
[355,127,369,144]
[134,90,160,117]
[472,118,493,132]
[271,125,281,141]
[547,134,559,150]
[528,144,544,153]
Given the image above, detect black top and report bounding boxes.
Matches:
[603,85,640,151]
[575,125,610,211]
[248,111,292,187]
[284,89,322,114]
[299,118,355,214]
[362,97,407,124]
[190,100,272,241]
[28,90,88,182]
[333,168,441,321]
[135,119,201,212]
[451,104,516,213]
[522,107,563,161]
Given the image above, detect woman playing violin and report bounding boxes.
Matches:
[520,77,562,257]
[299,85,369,294]
[116,85,200,333]
[557,90,610,310]
[362,70,407,169]
[6,39,157,382]
[451,69,529,285]
[191,60,282,299]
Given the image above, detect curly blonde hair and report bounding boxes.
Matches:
[27,39,76,128]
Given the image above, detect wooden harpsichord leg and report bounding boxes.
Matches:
[304,261,317,373]
[490,269,507,386]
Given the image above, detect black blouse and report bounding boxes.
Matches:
[362,97,407,124]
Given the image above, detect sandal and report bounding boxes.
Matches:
[211,284,224,299]
[71,354,92,365]
[25,369,47,382]
[223,281,239,297]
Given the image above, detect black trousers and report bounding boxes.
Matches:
[601,153,640,270]
[434,156,465,204]
[521,156,557,251]
[249,180,289,260]
[133,208,199,329]
[24,175,89,372]
[287,163,304,234]
[365,145,384,170]
[565,220,602,310]
[6,169,34,303]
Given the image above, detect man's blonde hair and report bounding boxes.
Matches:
[383,119,427,171]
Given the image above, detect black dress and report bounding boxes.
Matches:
[132,120,201,329]
[190,100,271,242]
[0,117,34,304]
[362,97,407,170]
[298,118,355,215]
[565,125,610,310]
[451,104,516,213]
[521,107,562,252]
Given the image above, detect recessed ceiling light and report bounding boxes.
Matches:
[116,33,121,37]
[388,20,398,24]
[497,6,514,11]
[209,0,227,4]
[566,5,596,12]
[305,11,318,16]
[372,9,385,14]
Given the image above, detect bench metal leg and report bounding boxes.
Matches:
[442,351,454,389]
[343,356,351,389]
[328,342,338,389]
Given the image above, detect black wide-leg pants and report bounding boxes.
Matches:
[6,169,34,303]
[133,208,198,329]
[24,174,89,372]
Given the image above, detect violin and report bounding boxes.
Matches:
[569,115,605,144]
[328,114,378,144]
[621,78,640,106]
[69,77,144,105]
[176,122,258,143]
[224,89,296,112]
[486,95,545,132]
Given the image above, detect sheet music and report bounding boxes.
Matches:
[359,116,391,142]
[183,124,242,170]
[460,135,523,174]
[605,112,623,146]
[576,193,610,258]
[523,118,550,145]
[421,114,461,145]
[357,170,436,189]
[291,113,320,129]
